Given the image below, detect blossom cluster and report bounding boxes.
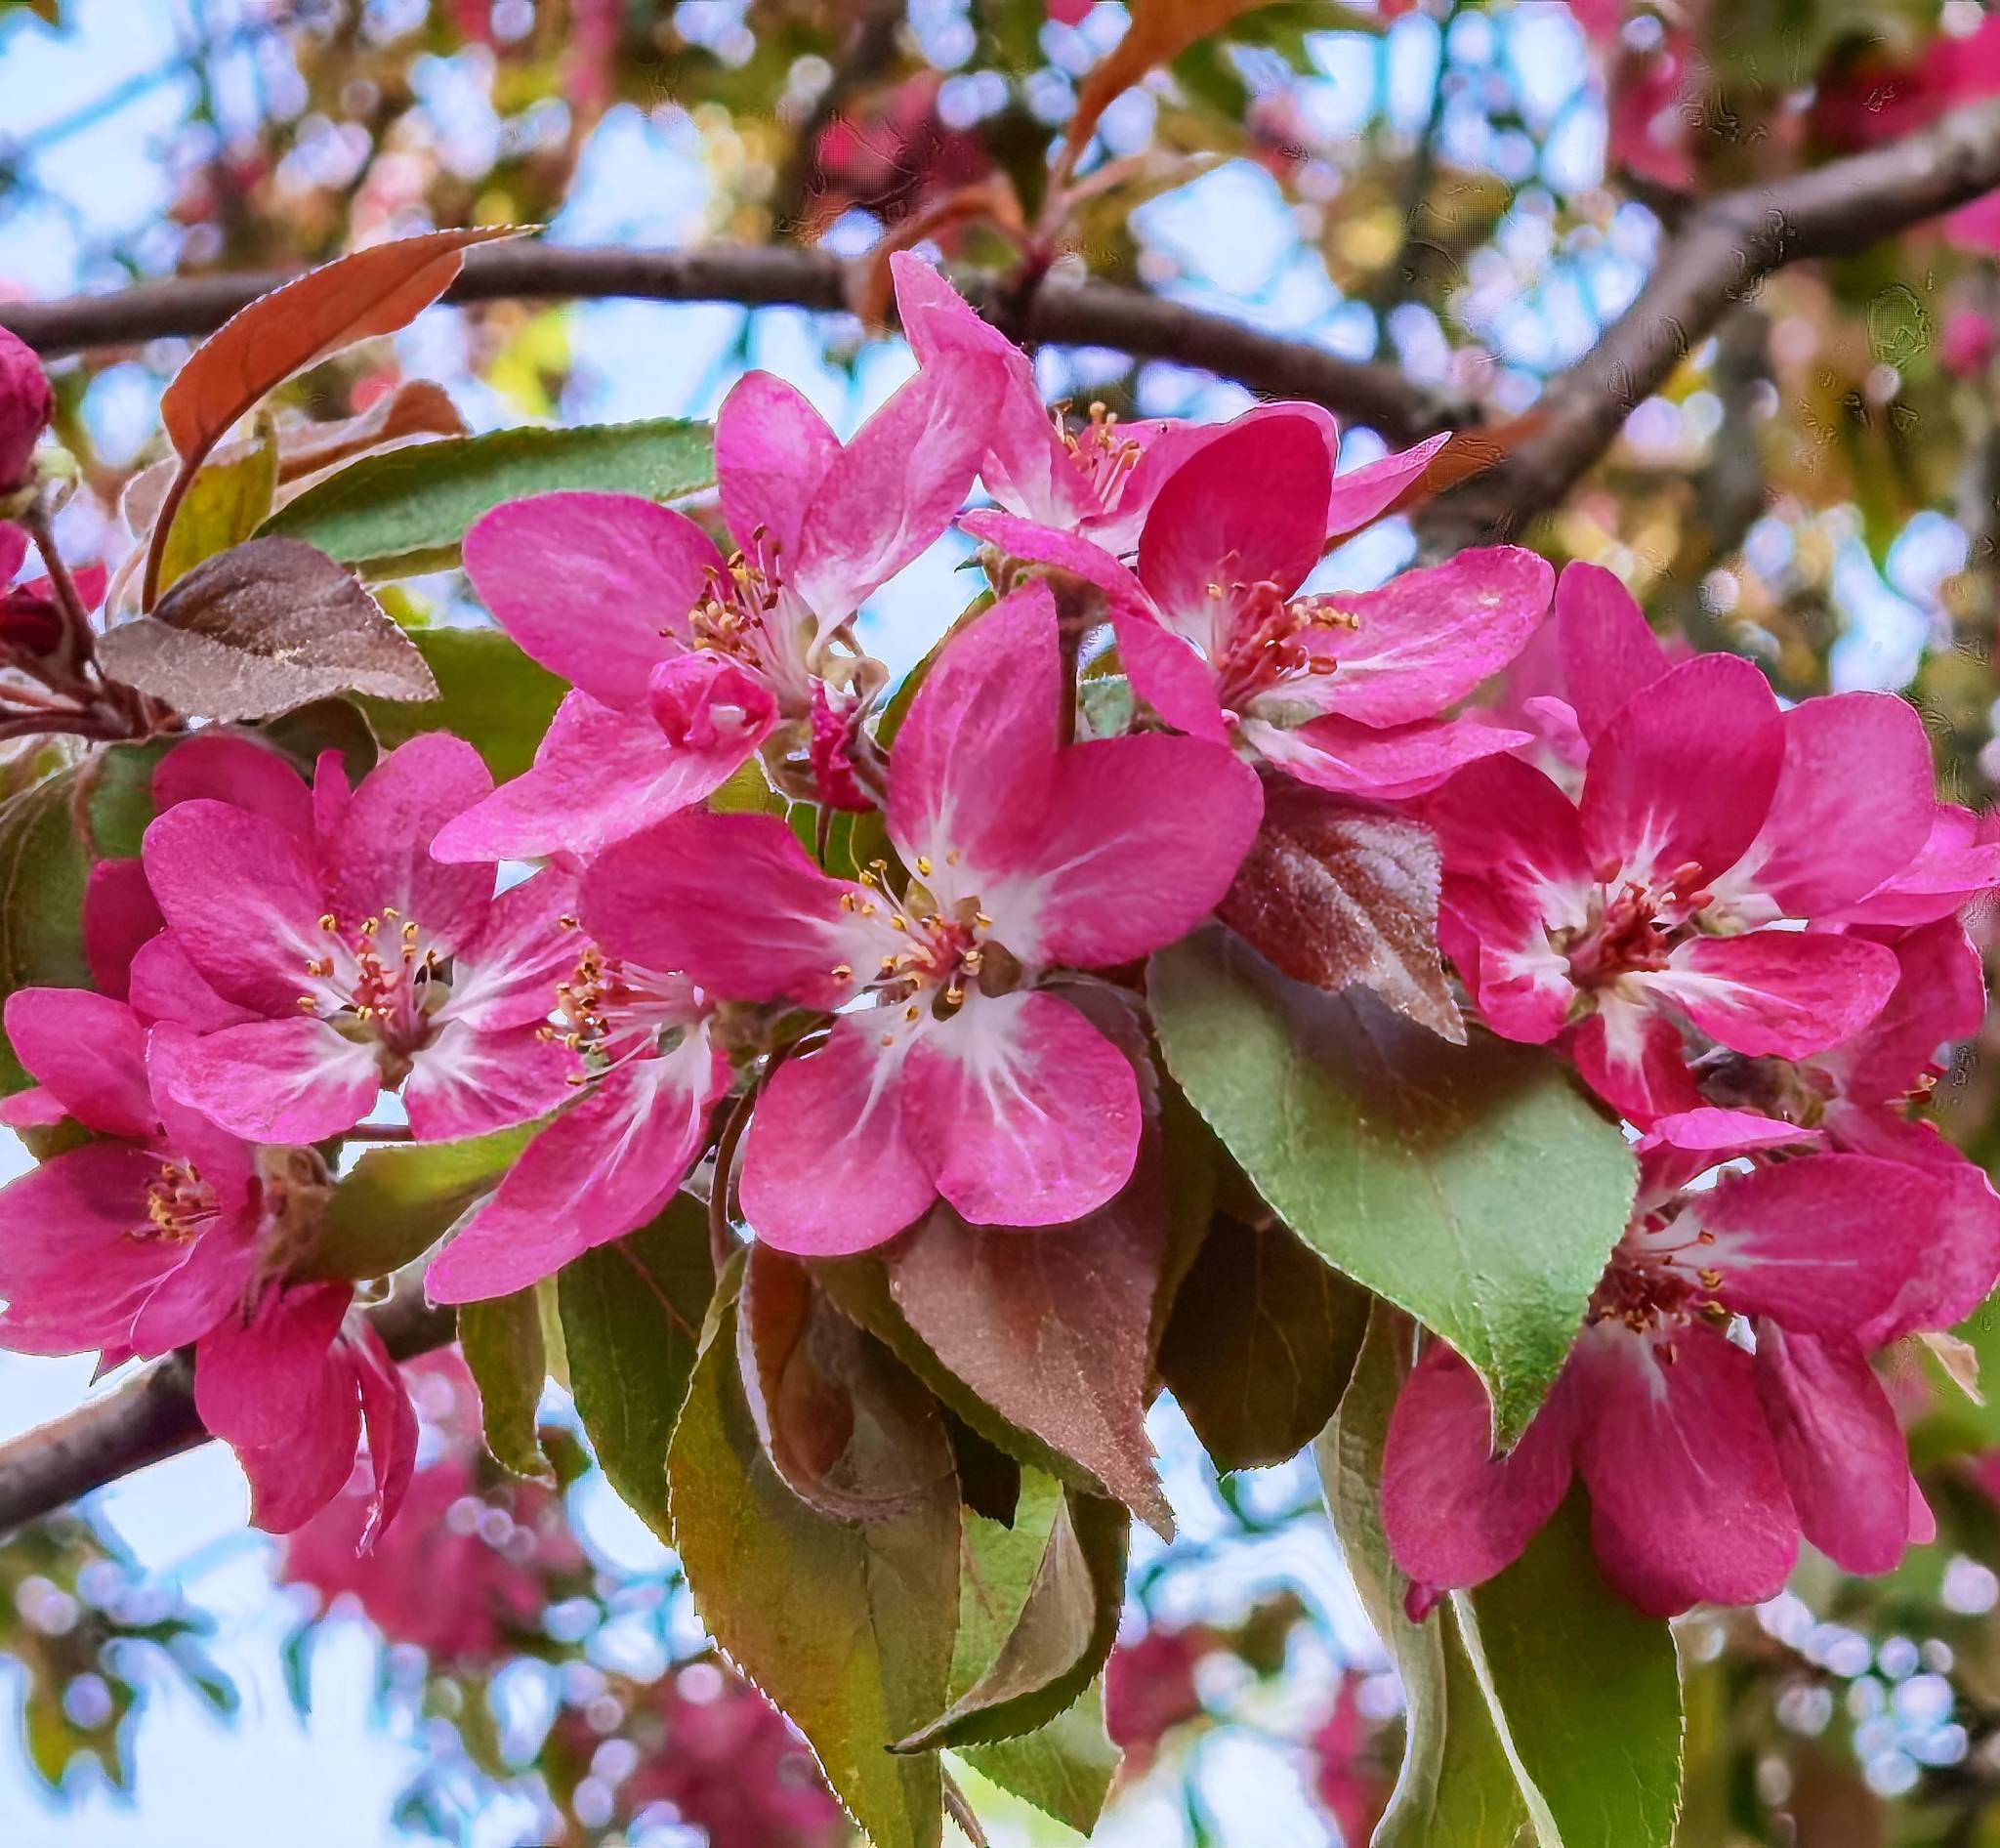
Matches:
[0,254,1995,1628]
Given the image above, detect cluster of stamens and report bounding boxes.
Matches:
[1056,400,1144,502]
[1205,573,1360,708]
[1586,1208,1728,1360]
[688,525,783,664]
[297,906,438,1039]
[143,1159,218,1244]
[834,856,1007,1044]
[543,925,698,1086]
[1556,860,1715,990]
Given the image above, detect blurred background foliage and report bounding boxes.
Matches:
[12,0,2000,1843]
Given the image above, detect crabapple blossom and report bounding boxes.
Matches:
[1430,645,1932,1120]
[963,410,1553,799]
[139,733,579,1144]
[1382,1149,1966,1616]
[431,357,1005,862]
[0,323,52,492]
[581,580,1263,1254]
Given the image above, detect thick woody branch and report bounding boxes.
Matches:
[1420,95,2000,548]
[0,1286,454,1540]
[0,242,1463,446]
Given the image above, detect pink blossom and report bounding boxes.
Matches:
[0,995,312,1359]
[139,734,579,1144]
[426,953,729,1303]
[431,357,1004,863]
[894,256,1450,556]
[194,1280,416,1541]
[581,581,1262,1255]
[1382,1150,1960,1616]
[1312,1680,1392,1846]
[964,411,1550,799]
[1430,648,1934,1120]
[0,324,52,491]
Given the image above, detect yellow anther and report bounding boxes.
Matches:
[296,995,317,1012]
[360,917,380,937]
[1697,1267,1724,1291]
[903,1004,921,1022]
[559,914,579,930]
[318,913,337,932]
[889,915,908,932]
[974,912,993,930]
[830,963,854,982]
[916,856,934,877]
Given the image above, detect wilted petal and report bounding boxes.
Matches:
[741,1017,934,1255]
[904,989,1141,1229]
[1382,1343,1577,1593]
[462,491,719,706]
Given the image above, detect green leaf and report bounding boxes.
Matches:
[1460,1487,1684,1848]
[1314,1308,1525,1848]
[300,1124,531,1282]
[1152,926,1634,1446]
[81,740,175,861]
[0,771,91,1094]
[936,1471,1120,1833]
[1159,1208,1370,1471]
[458,1289,552,1481]
[559,1193,713,1541]
[668,1262,959,1848]
[354,626,566,783]
[897,1479,1126,1752]
[261,417,716,578]
[157,424,278,595]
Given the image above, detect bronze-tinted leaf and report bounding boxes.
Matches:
[1218,780,1463,1043]
[146,227,521,602]
[884,1147,1177,1542]
[738,1241,956,1526]
[99,536,436,722]
[1159,1209,1370,1470]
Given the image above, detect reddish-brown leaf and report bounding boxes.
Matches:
[98,535,436,723]
[738,1241,956,1527]
[146,228,521,603]
[1374,408,1551,522]
[884,1144,1177,1542]
[1217,780,1464,1043]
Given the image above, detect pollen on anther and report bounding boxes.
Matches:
[830,963,854,983]
[916,856,934,877]
[318,913,337,933]
[559,914,579,930]
[295,995,316,1012]
[903,1004,920,1022]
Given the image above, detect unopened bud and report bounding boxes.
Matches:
[0,327,54,493]
[0,587,64,658]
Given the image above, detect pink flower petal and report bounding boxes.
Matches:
[1572,1320,1798,1616]
[890,581,1063,870]
[1639,1108,1819,1155]
[905,989,1141,1228]
[1831,802,2000,927]
[987,735,1261,967]
[427,1035,728,1302]
[153,732,313,835]
[1548,563,1672,745]
[440,867,581,1033]
[331,735,494,948]
[352,1316,417,1548]
[1323,433,1451,540]
[150,1016,381,1143]
[741,1018,935,1255]
[1245,712,1530,802]
[1112,606,1229,741]
[1581,653,1783,882]
[1819,919,1985,1109]
[462,492,719,706]
[126,932,258,1031]
[1568,1004,1704,1121]
[1724,694,1937,918]
[1691,1155,1931,1331]
[0,1144,172,1355]
[1649,930,1899,1060]
[143,800,334,1015]
[83,859,163,999]
[1136,414,1329,626]
[403,1020,578,1142]
[715,371,843,560]
[127,1212,259,1358]
[956,509,1141,607]
[793,366,997,627]
[430,690,752,862]
[1382,1342,1577,1593]
[2,988,153,1138]
[584,811,880,1011]
[1314,547,1554,728]
[1754,1323,1909,1575]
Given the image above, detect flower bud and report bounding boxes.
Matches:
[0,327,53,492]
[0,587,65,658]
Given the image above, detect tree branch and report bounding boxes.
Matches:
[0,1286,455,1540]
[0,242,1465,446]
[1420,95,2000,549]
